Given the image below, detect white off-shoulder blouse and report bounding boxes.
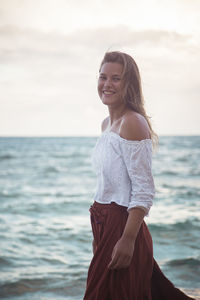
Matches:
[91,131,155,216]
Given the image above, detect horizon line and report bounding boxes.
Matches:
[0,134,200,138]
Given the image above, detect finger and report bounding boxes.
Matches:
[110,256,131,270]
[120,257,132,269]
[108,261,119,269]
[108,257,117,269]
[108,255,123,270]
[107,253,119,269]
[111,257,125,269]
[107,246,117,268]
[111,245,116,258]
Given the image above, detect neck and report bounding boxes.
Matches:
[108,105,129,126]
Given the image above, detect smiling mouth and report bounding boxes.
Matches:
[103,91,115,95]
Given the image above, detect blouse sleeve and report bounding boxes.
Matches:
[120,139,155,216]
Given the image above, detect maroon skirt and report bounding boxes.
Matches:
[83,201,195,300]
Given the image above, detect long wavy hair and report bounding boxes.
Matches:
[99,51,158,149]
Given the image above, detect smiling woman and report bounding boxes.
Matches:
[83,51,195,300]
[98,62,123,105]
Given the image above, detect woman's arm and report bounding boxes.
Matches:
[108,111,151,270]
[107,207,145,269]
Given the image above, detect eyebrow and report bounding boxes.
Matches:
[99,73,121,77]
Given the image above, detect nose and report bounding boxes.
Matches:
[103,78,112,88]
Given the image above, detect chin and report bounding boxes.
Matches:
[101,96,115,104]
[101,99,113,106]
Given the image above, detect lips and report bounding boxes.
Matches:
[103,90,115,95]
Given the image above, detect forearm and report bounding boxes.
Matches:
[122,207,145,241]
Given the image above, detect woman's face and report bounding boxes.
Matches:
[98,62,124,106]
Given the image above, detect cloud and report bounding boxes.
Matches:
[0,25,195,59]
[0,0,200,35]
[0,25,199,135]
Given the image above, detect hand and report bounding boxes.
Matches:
[107,236,135,270]
[92,239,97,254]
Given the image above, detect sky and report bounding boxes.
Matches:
[0,0,200,136]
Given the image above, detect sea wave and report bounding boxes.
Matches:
[0,191,21,199]
[0,257,13,267]
[0,278,49,297]
[166,257,200,267]
[0,136,199,299]
[149,218,200,232]
[0,277,85,298]
[0,153,15,160]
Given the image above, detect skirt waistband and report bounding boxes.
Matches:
[91,201,128,213]
[89,201,128,225]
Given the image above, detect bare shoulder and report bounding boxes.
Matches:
[120,111,151,141]
[101,116,109,132]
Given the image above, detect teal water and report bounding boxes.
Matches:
[0,136,200,299]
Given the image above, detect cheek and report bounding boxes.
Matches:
[117,81,123,89]
[117,82,124,94]
[97,81,103,95]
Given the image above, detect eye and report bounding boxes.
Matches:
[113,77,120,81]
[99,75,106,80]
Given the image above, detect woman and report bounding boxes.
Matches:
[83,51,195,300]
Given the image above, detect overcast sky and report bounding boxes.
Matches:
[0,0,200,136]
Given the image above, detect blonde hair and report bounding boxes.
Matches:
[100,51,158,149]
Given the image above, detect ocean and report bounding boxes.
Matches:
[0,136,200,299]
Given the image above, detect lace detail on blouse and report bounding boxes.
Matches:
[91,131,155,216]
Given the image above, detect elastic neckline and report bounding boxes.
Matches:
[101,131,152,144]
